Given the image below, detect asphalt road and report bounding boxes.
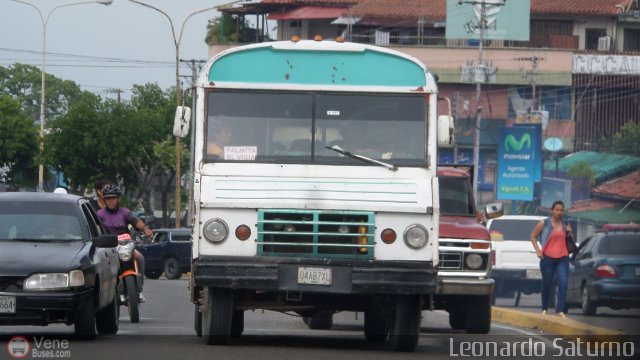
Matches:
[1,279,635,360]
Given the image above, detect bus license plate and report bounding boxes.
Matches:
[297,267,332,286]
[526,269,542,279]
[0,296,16,313]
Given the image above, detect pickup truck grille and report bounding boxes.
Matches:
[257,209,375,260]
[439,252,463,270]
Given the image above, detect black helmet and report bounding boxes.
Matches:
[102,184,121,198]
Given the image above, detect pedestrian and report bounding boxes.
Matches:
[529,200,573,318]
[89,179,110,211]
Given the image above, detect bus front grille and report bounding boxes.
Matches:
[257,209,375,260]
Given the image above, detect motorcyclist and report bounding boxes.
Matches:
[97,184,152,302]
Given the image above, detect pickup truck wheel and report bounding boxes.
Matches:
[96,291,119,335]
[203,287,233,345]
[231,310,244,337]
[465,295,491,334]
[194,303,202,337]
[364,311,388,343]
[164,258,181,280]
[74,298,97,340]
[145,271,161,280]
[389,295,421,352]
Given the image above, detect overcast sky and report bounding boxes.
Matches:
[1,0,228,100]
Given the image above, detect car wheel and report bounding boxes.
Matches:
[74,298,97,340]
[465,295,491,334]
[389,295,422,352]
[125,275,140,323]
[194,303,202,337]
[164,258,181,280]
[231,310,244,337]
[145,271,161,280]
[96,291,119,335]
[581,283,597,315]
[364,311,388,343]
[203,287,233,345]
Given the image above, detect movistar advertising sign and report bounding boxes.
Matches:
[497,126,536,201]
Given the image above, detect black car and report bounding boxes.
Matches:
[137,228,191,280]
[0,192,120,338]
[567,224,640,315]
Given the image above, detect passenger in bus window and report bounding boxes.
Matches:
[208,123,233,158]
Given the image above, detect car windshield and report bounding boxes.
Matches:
[439,176,474,216]
[205,91,427,166]
[598,234,640,255]
[488,219,540,241]
[0,201,83,241]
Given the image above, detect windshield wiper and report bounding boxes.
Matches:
[325,145,397,172]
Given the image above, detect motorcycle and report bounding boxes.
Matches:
[116,233,142,323]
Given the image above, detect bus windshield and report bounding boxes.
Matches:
[205,91,427,166]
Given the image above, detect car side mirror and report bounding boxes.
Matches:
[93,234,118,248]
[484,202,504,220]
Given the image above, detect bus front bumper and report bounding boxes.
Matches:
[192,255,436,295]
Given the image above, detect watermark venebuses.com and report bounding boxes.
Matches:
[450,337,635,358]
[6,336,72,359]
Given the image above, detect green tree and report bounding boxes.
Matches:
[205,13,252,44]
[0,94,38,186]
[0,64,82,122]
[45,92,113,190]
[612,121,640,156]
[567,161,596,193]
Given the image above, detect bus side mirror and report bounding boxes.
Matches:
[437,115,454,147]
[485,202,504,220]
[173,106,191,138]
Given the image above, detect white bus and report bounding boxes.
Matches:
[184,38,453,352]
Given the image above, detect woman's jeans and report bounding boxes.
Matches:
[540,256,569,313]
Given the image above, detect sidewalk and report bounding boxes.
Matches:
[492,306,626,342]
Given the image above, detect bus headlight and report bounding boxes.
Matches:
[203,219,228,243]
[403,224,428,249]
[465,254,484,270]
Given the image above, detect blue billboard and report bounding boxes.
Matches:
[497,126,537,201]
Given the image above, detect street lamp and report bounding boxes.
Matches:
[13,0,113,192]
[129,0,218,228]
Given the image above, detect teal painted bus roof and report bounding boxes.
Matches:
[208,42,428,88]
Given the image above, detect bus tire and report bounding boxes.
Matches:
[389,295,421,352]
[203,287,233,345]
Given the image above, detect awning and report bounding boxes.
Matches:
[267,6,347,21]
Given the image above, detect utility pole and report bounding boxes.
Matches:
[459,0,505,204]
[516,56,544,113]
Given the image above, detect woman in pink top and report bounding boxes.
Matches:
[530,200,573,318]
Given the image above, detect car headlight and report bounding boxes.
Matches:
[24,270,85,290]
[203,218,228,243]
[403,224,429,249]
[465,254,484,270]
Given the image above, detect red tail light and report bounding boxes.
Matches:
[595,264,617,278]
[491,250,496,266]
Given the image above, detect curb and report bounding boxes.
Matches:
[492,307,625,341]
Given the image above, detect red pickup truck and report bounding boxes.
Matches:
[434,166,502,333]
